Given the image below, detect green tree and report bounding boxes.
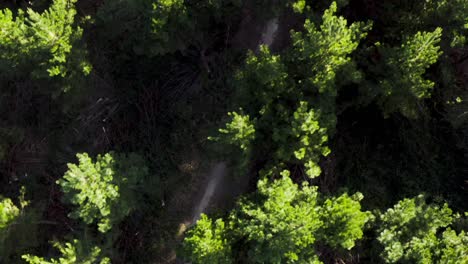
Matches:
[377,195,468,263]
[0,187,42,263]
[229,171,325,263]
[227,2,370,178]
[184,171,371,263]
[57,152,149,233]
[318,192,371,250]
[22,239,110,264]
[0,197,19,229]
[379,0,468,48]
[290,2,369,96]
[0,0,90,89]
[372,28,443,118]
[214,111,256,154]
[231,172,370,263]
[183,214,232,264]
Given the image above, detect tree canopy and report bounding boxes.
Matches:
[0,0,467,263]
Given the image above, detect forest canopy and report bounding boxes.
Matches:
[0,0,467,263]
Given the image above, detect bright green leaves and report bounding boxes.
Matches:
[377,195,468,263]
[183,214,232,264]
[318,192,371,250]
[57,152,148,233]
[235,0,370,106]
[22,239,110,264]
[379,196,453,233]
[230,173,323,263]
[0,198,19,229]
[24,151,146,262]
[184,173,371,263]
[234,74,332,179]
[377,28,443,117]
[291,2,370,95]
[27,0,85,77]
[0,9,25,80]
[0,9,23,63]
[217,111,256,153]
[270,101,331,178]
[0,0,90,83]
[439,229,468,263]
[355,1,464,119]
[0,188,41,262]
[399,29,443,98]
[58,153,118,233]
[291,0,307,14]
[291,102,330,177]
[391,28,442,99]
[0,187,28,238]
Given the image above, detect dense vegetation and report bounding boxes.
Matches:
[0,0,467,263]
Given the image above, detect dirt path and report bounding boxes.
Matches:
[187,15,280,225]
[166,9,284,264]
[191,162,227,223]
[260,17,279,48]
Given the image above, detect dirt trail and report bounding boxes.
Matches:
[191,162,227,223]
[260,17,279,47]
[168,10,282,264]
[189,17,280,224]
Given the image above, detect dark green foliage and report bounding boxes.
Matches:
[332,0,467,210]
[94,0,156,58]
[0,127,25,161]
[378,0,468,47]
[95,0,243,58]
[335,114,465,209]
[150,0,190,55]
[0,188,42,263]
[368,28,443,118]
